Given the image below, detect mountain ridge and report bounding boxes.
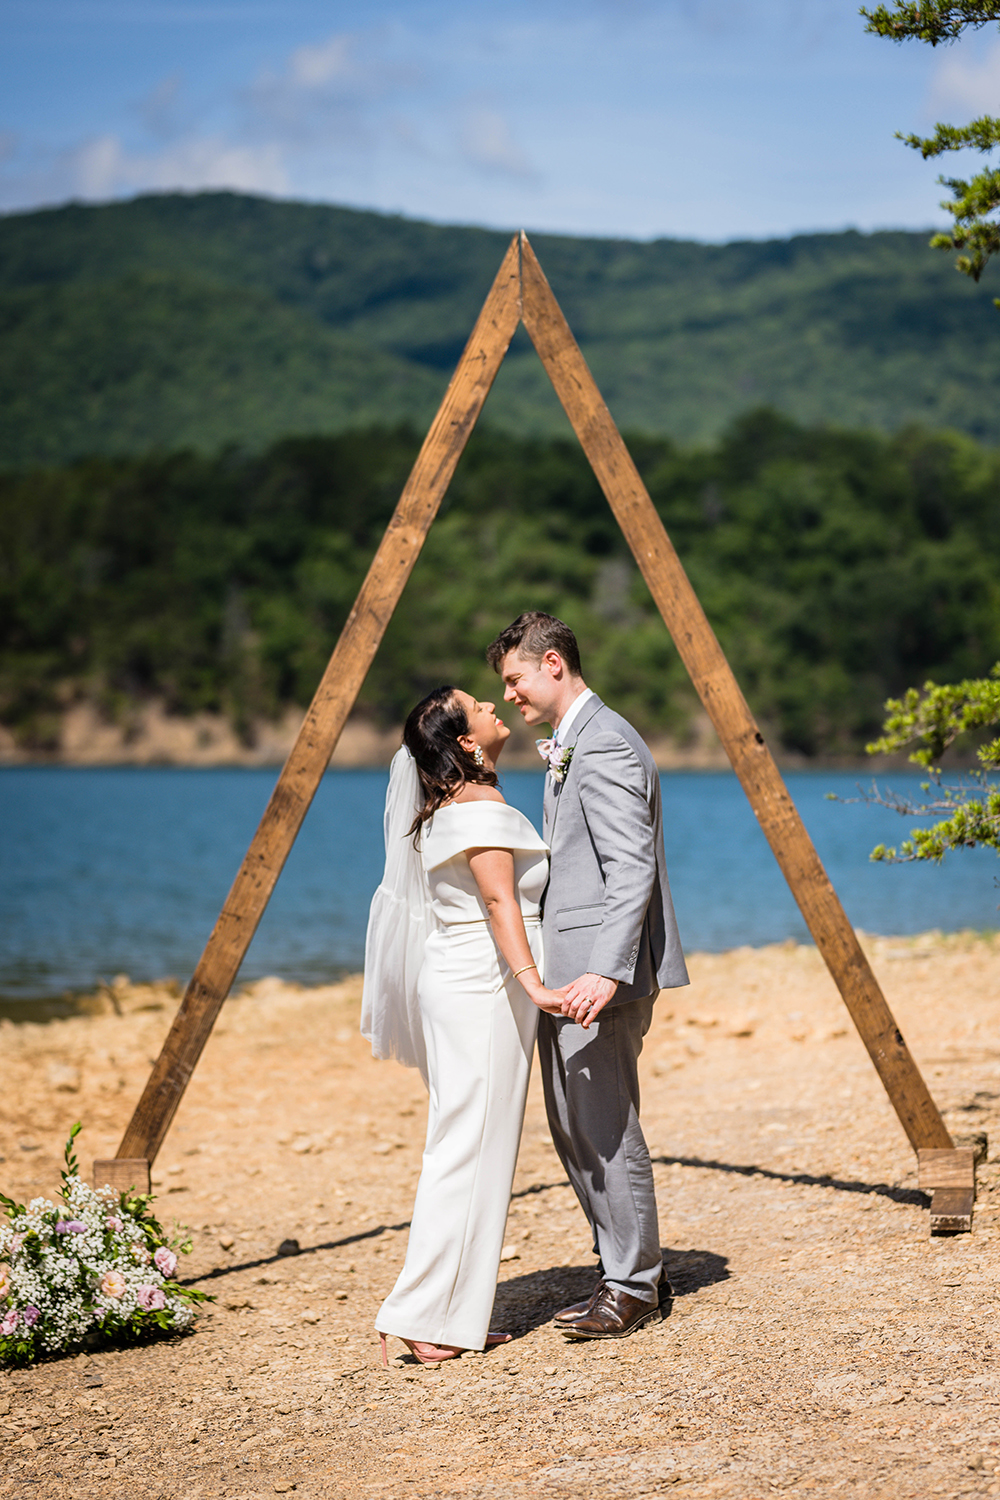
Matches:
[2,191,998,468]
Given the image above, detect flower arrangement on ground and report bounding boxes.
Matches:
[0,1124,211,1366]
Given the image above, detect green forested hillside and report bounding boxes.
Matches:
[3,413,999,757]
[2,192,1000,467]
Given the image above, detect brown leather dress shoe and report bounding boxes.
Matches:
[555,1267,672,1326]
[553,1279,605,1324]
[560,1283,661,1340]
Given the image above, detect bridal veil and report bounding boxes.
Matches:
[361,747,436,1082]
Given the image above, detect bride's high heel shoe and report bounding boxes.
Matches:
[379,1330,513,1367]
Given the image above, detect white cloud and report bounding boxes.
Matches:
[245,36,362,149]
[930,38,1000,118]
[136,136,289,193]
[245,28,417,146]
[136,74,184,139]
[71,135,127,197]
[460,107,536,179]
[288,34,353,89]
[0,26,403,212]
[0,132,288,210]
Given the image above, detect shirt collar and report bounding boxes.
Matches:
[553,687,595,746]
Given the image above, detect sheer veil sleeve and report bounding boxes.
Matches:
[360,747,435,1082]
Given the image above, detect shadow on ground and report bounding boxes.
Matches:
[186,1149,914,1295]
[653,1154,928,1207]
[492,1247,730,1337]
[662,1247,730,1296]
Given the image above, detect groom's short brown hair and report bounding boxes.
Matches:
[486,612,582,677]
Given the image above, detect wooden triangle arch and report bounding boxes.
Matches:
[97,233,974,1232]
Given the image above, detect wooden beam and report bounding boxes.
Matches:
[518,231,951,1155]
[112,236,523,1168]
[93,1159,151,1197]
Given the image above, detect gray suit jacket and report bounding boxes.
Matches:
[541,695,689,1002]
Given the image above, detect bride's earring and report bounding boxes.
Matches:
[473,745,485,768]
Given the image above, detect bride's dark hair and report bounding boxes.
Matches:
[404,686,499,830]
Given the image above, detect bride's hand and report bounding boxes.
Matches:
[527,985,566,1014]
[508,958,563,1012]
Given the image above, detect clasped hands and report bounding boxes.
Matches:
[532,972,618,1028]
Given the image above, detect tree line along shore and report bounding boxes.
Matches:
[3,410,999,764]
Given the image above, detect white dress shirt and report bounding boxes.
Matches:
[553,687,595,746]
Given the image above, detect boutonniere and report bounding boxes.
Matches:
[536,739,574,783]
[550,746,574,783]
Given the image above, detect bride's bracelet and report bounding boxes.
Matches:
[512,963,538,980]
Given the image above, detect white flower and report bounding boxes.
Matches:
[550,746,574,783]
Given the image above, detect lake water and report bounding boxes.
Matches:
[1,766,996,1007]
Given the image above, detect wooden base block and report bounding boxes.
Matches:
[93,1158,150,1196]
[918,1148,976,1234]
[930,1187,975,1234]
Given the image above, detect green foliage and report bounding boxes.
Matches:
[863,3,1000,293]
[0,271,446,471]
[867,780,1000,862]
[862,1,1000,46]
[4,413,1000,757]
[4,193,1000,467]
[854,667,1000,863]
[60,1121,83,1196]
[902,118,1000,156]
[899,120,1000,286]
[867,664,1000,767]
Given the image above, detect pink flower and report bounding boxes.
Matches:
[99,1270,126,1299]
[56,1220,87,1234]
[9,1234,24,1255]
[153,1247,177,1277]
[22,1306,39,1327]
[137,1286,166,1311]
[129,1243,151,1264]
[1,1309,18,1336]
[105,1216,122,1232]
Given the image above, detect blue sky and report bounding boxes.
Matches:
[3,0,1000,240]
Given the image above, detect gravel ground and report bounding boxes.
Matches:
[2,929,1000,1500]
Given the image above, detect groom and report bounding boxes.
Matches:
[487,612,688,1340]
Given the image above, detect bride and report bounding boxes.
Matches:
[362,685,563,1365]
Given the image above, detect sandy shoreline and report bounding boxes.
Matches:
[3,930,1000,1498]
[0,701,791,771]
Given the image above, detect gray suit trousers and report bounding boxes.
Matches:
[537,995,661,1305]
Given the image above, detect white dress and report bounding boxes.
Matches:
[375,800,549,1350]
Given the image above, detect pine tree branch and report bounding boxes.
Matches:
[899,116,1000,157]
[892,120,1000,281]
[862,1,1000,46]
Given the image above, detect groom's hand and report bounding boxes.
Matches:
[560,973,618,1029]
